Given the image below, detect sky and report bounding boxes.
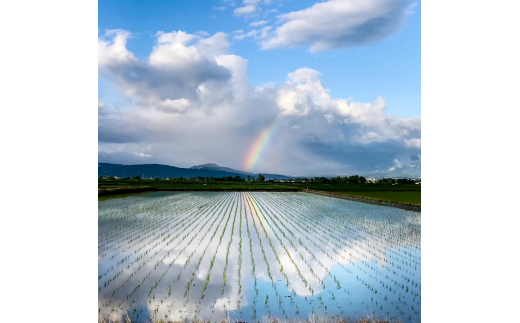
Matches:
[98,0,421,178]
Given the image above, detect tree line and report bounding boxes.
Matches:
[99,174,419,184]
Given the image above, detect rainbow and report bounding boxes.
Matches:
[244,122,278,171]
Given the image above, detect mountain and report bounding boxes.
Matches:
[190,163,291,180]
[98,163,292,180]
[190,163,253,176]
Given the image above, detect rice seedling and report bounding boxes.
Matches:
[98,191,420,323]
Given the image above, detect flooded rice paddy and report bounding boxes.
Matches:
[99,192,421,323]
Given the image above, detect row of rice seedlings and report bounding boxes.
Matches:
[144,194,235,322]
[104,196,226,321]
[265,199,350,314]
[100,197,211,294]
[103,195,219,298]
[99,192,420,322]
[98,194,216,320]
[98,194,183,236]
[122,194,230,322]
[249,193,331,313]
[265,193,352,315]
[297,192,420,251]
[99,197,201,256]
[184,193,235,299]
[270,194,420,318]
[99,194,213,268]
[157,193,236,321]
[251,193,339,312]
[98,194,197,243]
[259,194,377,308]
[99,208,170,256]
[98,198,206,281]
[243,193,293,317]
[237,200,243,313]
[270,194,408,318]
[99,194,204,252]
[221,195,239,295]
[281,193,420,299]
[116,196,224,294]
[201,198,236,298]
[147,197,231,298]
[241,193,258,320]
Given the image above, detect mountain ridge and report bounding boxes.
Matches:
[98,163,292,180]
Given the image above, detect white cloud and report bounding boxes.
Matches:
[98,29,136,66]
[234,4,257,15]
[261,0,412,52]
[233,29,257,40]
[233,27,271,40]
[250,20,267,27]
[405,138,421,148]
[98,30,233,113]
[99,30,420,176]
[393,158,402,168]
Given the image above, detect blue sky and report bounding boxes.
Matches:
[98,0,421,177]
[99,0,420,117]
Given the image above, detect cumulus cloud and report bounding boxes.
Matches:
[99,30,234,113]
[234,4,257,15]
[261,0,413,52]
[99,30,420,176]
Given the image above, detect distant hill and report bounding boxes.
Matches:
[190,163,290,180]
[190,163,253,176]
[98,163,292,180]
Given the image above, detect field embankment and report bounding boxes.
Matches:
[98,180,420,210]
[98,185,300,200]
[304,189,421,212]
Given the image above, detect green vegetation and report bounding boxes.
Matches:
[98,177,420,206]
[334,190,420,206]
[285,182,420,206]
[98,178,290,190]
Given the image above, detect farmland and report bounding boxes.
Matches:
[98,179,420,206]
[99,192,421,323]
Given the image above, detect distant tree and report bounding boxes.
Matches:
[348,175,359,183]
[133,176,141,180]
[247,175,251,181]
[313,177,328,184]
[257,174,265,182]
[331,176,342,183]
